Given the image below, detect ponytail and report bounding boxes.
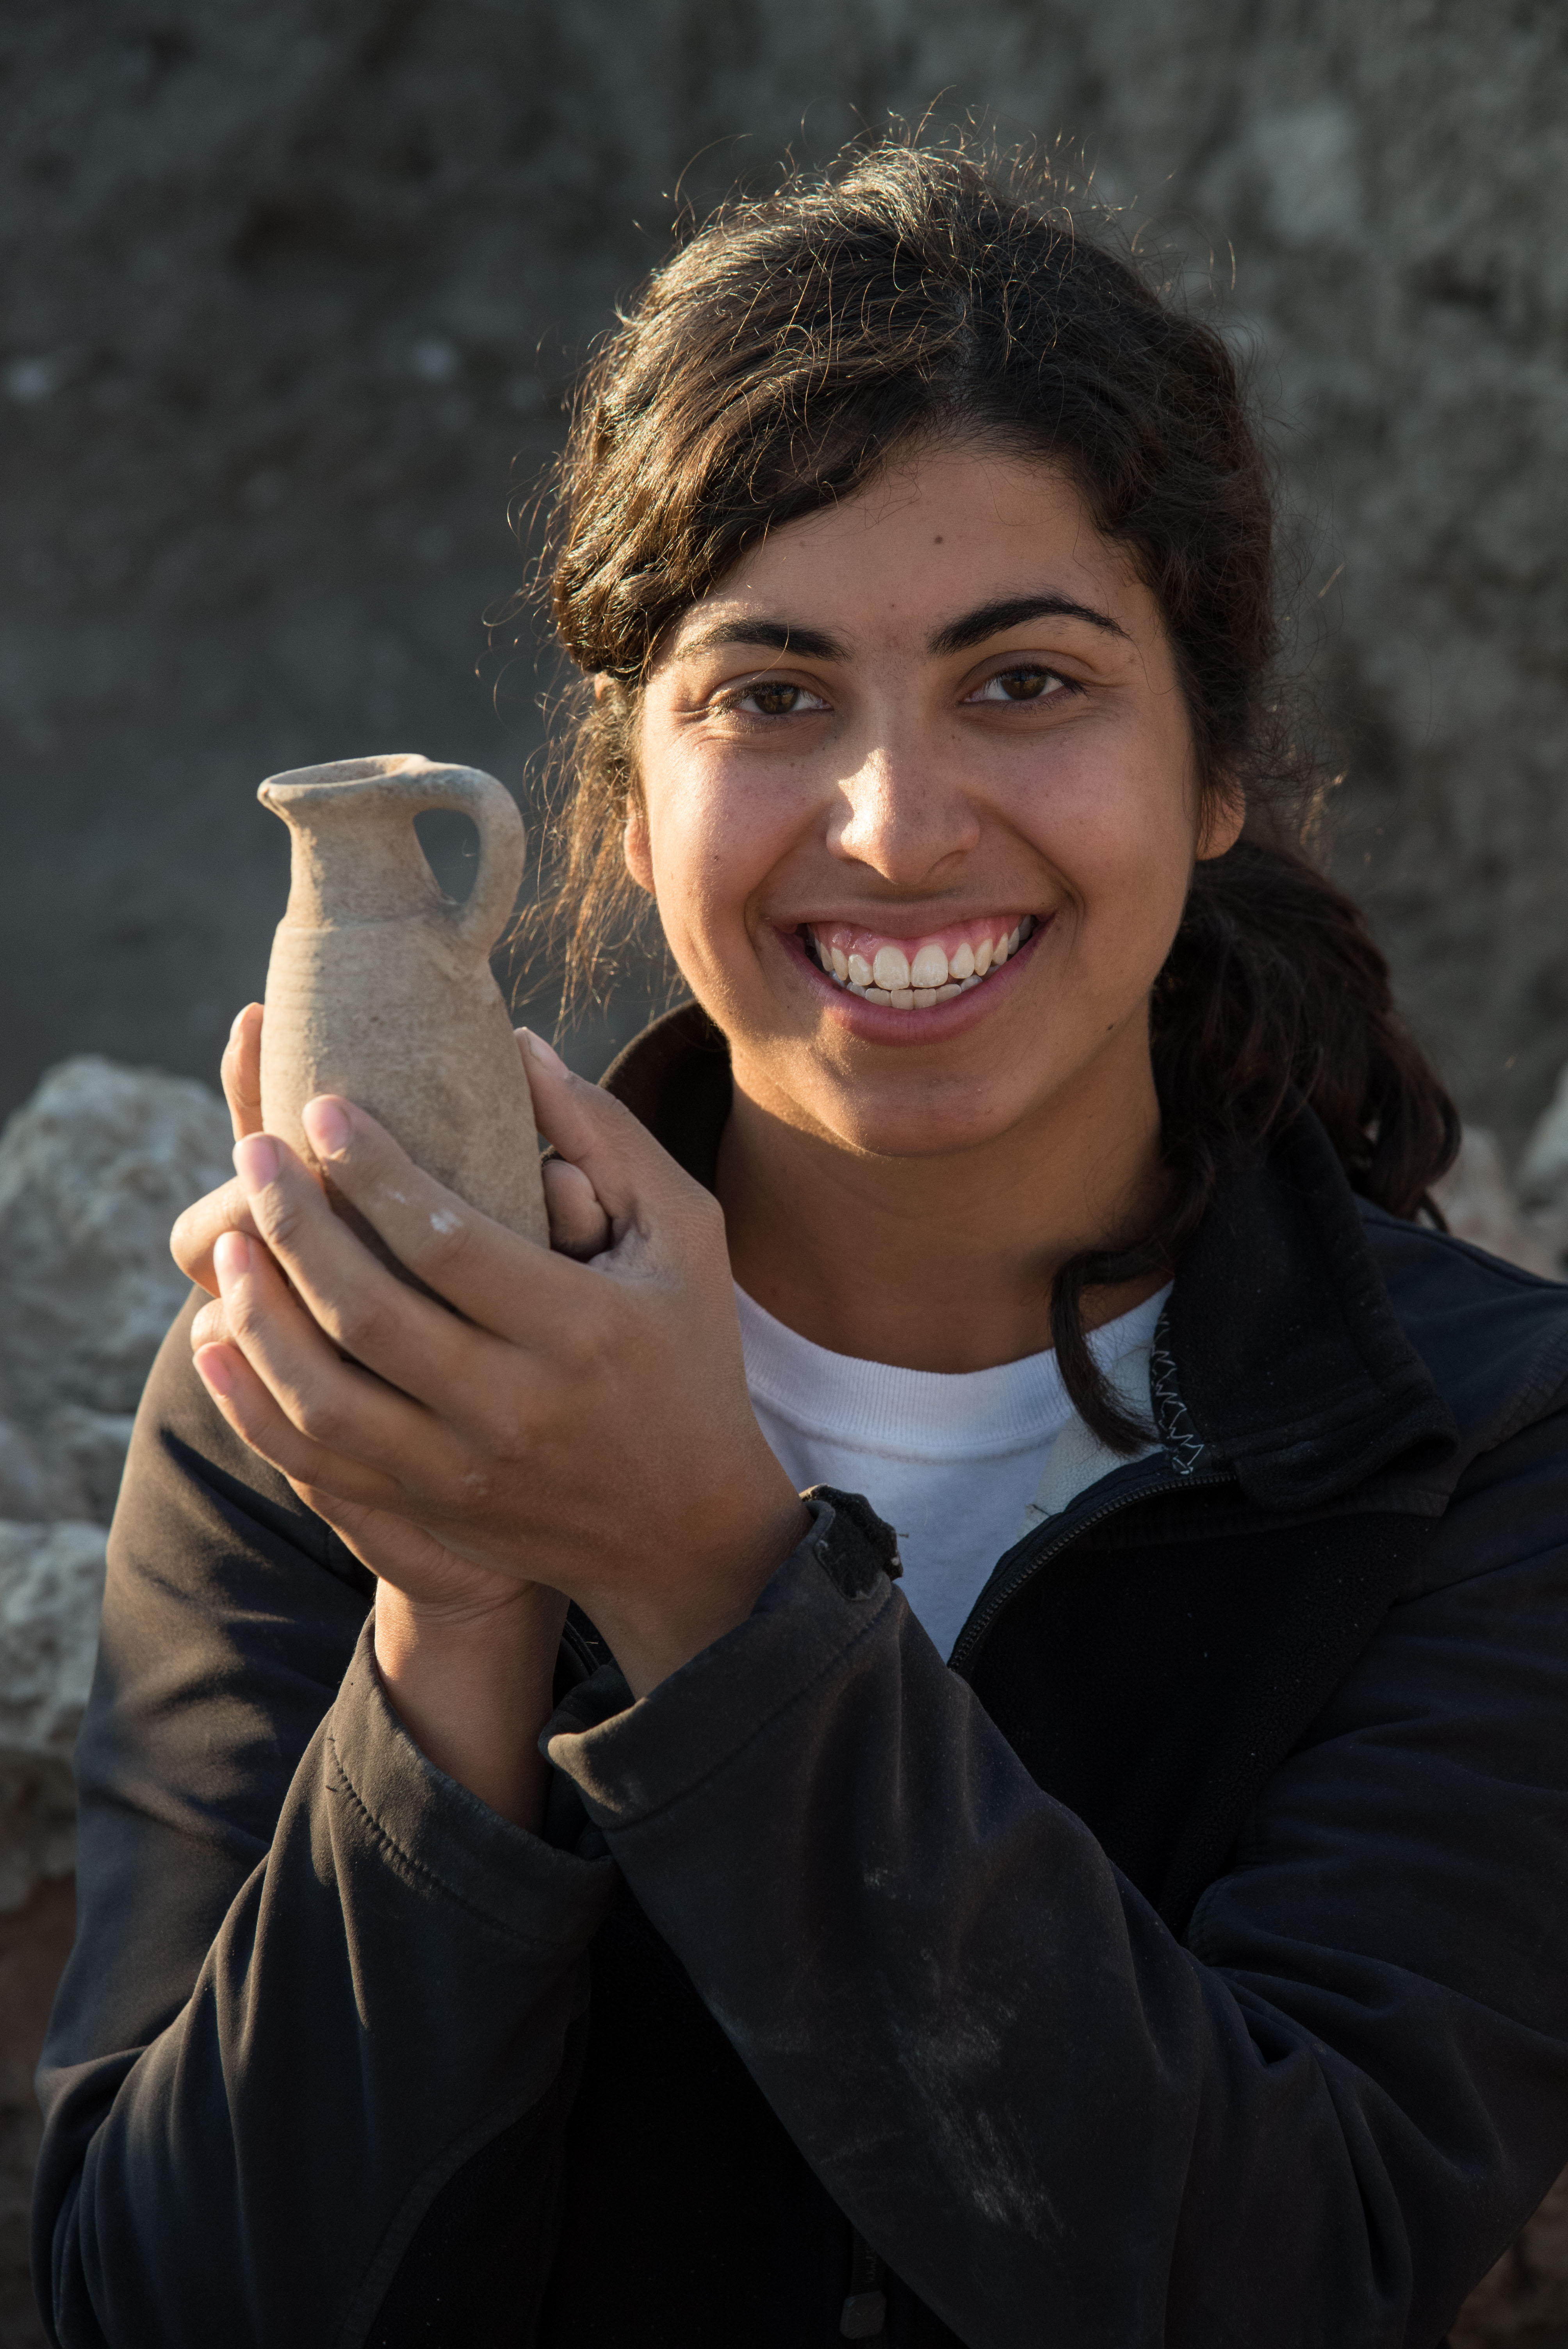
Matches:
[1056,837,1460,1451]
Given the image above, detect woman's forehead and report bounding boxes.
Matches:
[662,446,1153,664]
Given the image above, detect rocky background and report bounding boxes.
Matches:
[4,0,1568,2340]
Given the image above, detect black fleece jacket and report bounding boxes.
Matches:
[32,1005,1568,2349]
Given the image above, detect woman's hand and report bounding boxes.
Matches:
[173,1003,613,1292]
[184,1025,809,1706]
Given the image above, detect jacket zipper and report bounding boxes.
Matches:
[947,1459,1237,1676]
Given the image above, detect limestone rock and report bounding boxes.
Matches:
[0,1521,108,1915]
[0,1408,135,1526]
[0,1057,229,1425]
[1517,1062,1568,1220]
[38,1407,137,1528]
[0,1420,59,1524]
[1431,1129,1566,1281]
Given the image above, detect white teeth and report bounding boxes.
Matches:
[822,918,1039,1012]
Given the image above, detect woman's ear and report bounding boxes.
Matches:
[623,809,655,895]
[1196,781,1246,862]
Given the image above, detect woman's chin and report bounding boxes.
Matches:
[795,1076,1037,1164]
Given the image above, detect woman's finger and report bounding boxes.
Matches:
[284,1485,547,1609]
[173,1005,267,1294]
[194,1331,398,1509]
[541,1154,613,1259]
[191,1294,231,1350]
[278,1099,596,1344]
[171,1176,260,1294]
[227,1128,523,1406]
[283,1048,716,1342]
[517,1028,714,1247]
[207,1225,448,1495]
[222,1003,265,1141]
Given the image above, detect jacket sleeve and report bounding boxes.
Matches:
[32,1295,617,2349]
[544,1426,1568,2349]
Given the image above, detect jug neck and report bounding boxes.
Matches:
[276,799,451,929]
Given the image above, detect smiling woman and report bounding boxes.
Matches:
[627,449,1219,1401]
[537,157,1456,1444]
[33,141,1568,2349]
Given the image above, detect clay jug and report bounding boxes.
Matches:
[258,753,547,1250]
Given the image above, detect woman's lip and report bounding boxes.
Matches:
[776,913,1050,1042]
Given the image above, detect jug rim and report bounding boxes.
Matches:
[258,753,457,811]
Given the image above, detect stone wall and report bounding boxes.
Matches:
[0,1058,233,2347]
[2,0,1566,1148]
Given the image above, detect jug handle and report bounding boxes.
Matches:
[414,765,528,958]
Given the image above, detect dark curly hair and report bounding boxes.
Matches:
[520,135,1458,1447]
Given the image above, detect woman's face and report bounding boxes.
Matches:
[630,440,1240,1162]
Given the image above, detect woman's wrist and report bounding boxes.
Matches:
[585,1488,813,1699]
[372,1579,568,1832]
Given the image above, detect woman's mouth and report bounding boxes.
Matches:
[800,912,1040,1009]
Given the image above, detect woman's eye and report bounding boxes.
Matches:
[722,681,830,718]
[967,666,1072,705]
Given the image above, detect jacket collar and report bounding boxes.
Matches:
[600,1003,1458,1513]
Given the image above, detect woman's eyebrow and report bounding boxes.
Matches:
[929,594,1130,655]
[677,617,847,661]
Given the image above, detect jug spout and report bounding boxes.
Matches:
[260,754,474,930]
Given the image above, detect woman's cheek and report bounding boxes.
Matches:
[651,763,801,959]
[646,823,759,1007]
[1041,800,1196,1005]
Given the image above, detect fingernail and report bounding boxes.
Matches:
[521,1027,565,1073]
[303,1095,352,1157]
[195,1346,235,1398]
[213,1231,251,1286]
[234,1134,281,1190]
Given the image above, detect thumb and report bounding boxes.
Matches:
[518,1028,706,1241]
[221,1003,265,1142]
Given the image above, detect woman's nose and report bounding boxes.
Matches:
[828,746,981,884]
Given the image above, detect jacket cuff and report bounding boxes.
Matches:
[544,1487,900,1830]
[330,1618,616,1943]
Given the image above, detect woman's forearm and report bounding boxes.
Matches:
[543,1499,1568,2349]
[373,1580,569,1830]
[44,1627,614,2349]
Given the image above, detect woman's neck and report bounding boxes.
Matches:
[715,1042,1168,1374]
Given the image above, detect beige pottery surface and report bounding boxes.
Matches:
[258,754,547,1249]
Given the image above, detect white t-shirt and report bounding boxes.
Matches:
[738,1282,1172,1662]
